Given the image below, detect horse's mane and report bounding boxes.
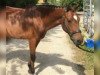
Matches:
[23,4,65,18]
[25,4,64,10]
[25,4,75,13]
[35,4,64,8]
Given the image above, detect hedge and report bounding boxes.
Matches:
[47,0,83,11]
[0,0,83,11]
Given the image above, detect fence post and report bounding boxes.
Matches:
[83,0,94,38]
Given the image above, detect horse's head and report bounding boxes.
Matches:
[62,6,83,46]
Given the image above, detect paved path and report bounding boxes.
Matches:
[6,25,85,75]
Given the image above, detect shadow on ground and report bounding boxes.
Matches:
[7,50,85,75]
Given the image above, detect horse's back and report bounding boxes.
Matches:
[0,6,52,40]
[5,7,37,39]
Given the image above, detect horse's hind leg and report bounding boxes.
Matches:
[28,38,40,74]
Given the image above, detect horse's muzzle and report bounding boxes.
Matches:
[73,40,83,46]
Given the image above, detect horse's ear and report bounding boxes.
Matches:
[65,4,77,12]
[77,15,80,22]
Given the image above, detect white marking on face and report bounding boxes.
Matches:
[74,15,78,21]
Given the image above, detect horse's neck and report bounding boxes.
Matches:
[43,8,65,31]
[45,18,64,31]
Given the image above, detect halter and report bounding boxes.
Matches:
[63,15,81,37]
[70,29,81,37]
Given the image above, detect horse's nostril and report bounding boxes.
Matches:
[77,40,81,44]
[73,40,81,46]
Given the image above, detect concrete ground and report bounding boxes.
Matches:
[6,25,85,75]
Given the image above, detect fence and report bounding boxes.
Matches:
[83,0,94,38]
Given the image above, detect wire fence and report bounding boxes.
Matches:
[83,0,94,38]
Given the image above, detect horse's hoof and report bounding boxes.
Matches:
[28,69,35,74]
[28,64,35,74]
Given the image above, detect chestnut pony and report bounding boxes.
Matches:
[0,5,83,74]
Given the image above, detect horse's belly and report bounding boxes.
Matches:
[6,23,34,39]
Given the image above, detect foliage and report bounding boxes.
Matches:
[6,0,39,8]
[1,0,83,10]
[0,0,6,8]
[79,44,94,53]
[47,0,83,11]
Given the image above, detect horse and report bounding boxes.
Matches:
[0,5,83,74]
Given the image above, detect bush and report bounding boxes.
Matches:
[6,0,39,8]
[0,0,6,8]
[1,0,83,11]
[47,0,83,11]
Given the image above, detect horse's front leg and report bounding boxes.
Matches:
[28,38,40,74]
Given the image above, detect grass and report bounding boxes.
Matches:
[73,46,94,75]
[94,51,100,75]
[79,45,94,53]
